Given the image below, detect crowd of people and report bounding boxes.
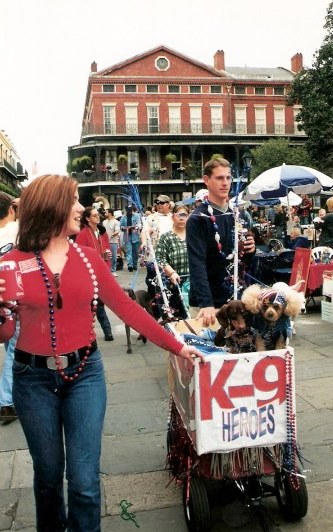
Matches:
[0,159,333,531]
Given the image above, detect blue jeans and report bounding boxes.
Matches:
[96,300,112,336]
[125,239,139,268]
[12,348,107,532]
[110,242,118,272]
[0,322,19,407]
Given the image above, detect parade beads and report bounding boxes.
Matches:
[35,239,98,382]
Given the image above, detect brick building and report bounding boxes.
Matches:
[68,45,306,208]
[0,130,28,195]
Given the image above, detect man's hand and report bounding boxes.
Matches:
[243,234,256,254]
[196,306,216,327]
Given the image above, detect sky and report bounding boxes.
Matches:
[0,0,331,179]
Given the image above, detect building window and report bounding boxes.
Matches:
[125,105,138,134]
[147,106,159,133]
[255,87,266,95]
[274,107,285,134]
[103,105,116,134]
[210,105,223,133]
[210,85,222,93]
[105,149,117,166]
[254,106,267,134]
[128,150,139,169]
[274,86,285,95]
[293,106,305,134]
[168,85,180,93]
[168,105,181,133]
[235,86,246,95]
[189,85,201,93]
[235,106,247,134]
[149,148,160,177]
[125,84,137,93]
[155,56,170,71]
[147,84,158,93]
[103,84,115,93]
[190,106,202,133]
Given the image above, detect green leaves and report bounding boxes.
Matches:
[250,139,312,180]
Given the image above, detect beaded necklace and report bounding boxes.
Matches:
[35,239,98,382]
[203,199,230,259]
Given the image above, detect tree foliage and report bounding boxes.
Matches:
[288,1,333,173]
[250,138,313,179]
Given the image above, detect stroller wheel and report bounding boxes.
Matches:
[274,470,308,521]
[183,477,212,531]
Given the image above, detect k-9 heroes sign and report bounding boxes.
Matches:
[194,348,295,455]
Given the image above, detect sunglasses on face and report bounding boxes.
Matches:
[174,212,188,218]
[154,200,169,205]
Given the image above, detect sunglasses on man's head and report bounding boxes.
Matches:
[154,200,169,205]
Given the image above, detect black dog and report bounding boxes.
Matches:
[122,287,154,353]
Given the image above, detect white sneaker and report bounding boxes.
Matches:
[112,272,118,277]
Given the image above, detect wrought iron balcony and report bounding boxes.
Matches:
[81,122,305,138]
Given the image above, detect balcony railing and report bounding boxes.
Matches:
[81,122,305,137]
[72,171,202,184]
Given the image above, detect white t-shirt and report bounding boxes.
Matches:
[103,218,120,244]
[0,221,19,248]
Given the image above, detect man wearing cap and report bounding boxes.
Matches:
[186,158,256,326]
[143,194,173,249]
[195,188,208,207]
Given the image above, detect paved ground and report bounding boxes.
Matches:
[0,267,333,531]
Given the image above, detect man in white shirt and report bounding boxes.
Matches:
[143,194,173,250]
[102,209,120,277]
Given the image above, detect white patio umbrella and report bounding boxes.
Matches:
[243,164,333,201]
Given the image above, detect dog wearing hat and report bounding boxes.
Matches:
[241,284,303,351]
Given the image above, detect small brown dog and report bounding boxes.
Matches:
[241,284,303,351]
[122,287,154,353]
[214,300,255,353]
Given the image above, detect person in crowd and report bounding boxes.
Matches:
[144,205,153,216]
[314,197,333,248]
[155,204,190,319]
[119,205,141,272]
[194,188,208,207]
[141,194,174,302]
[239,205,253,229]
[297,194,313,225]
[313,208,326,243]
[76,206,114,341]
[0,174,203,532]
[274,205,288,239]
[143,194,173,249]
[267,205,276,225]
[102,209,120,277]
[288,227,310,249]
[186,158,256,326]
[0,193,19,424]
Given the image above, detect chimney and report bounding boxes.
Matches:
[291,53,303,73]
[91,61,97,73]
[214,50,225,71]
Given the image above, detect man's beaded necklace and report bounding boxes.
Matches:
[35,239,98,382]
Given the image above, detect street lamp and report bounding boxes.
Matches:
[231,148,253,196]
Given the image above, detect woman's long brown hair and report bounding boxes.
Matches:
[18,174,78,251]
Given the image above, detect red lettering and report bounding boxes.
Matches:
[252,357,286,407]
[199,360,237,420]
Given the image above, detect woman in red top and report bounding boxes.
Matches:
[0,174,203,532]
[76,206,114,341]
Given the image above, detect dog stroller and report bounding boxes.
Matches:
[165,319,308,532]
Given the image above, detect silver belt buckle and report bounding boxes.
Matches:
[46,355,68,370]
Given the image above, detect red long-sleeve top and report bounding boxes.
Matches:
[76,226,110,266]
[0,245,184,356]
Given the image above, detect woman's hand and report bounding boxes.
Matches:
[178,344,205,365]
